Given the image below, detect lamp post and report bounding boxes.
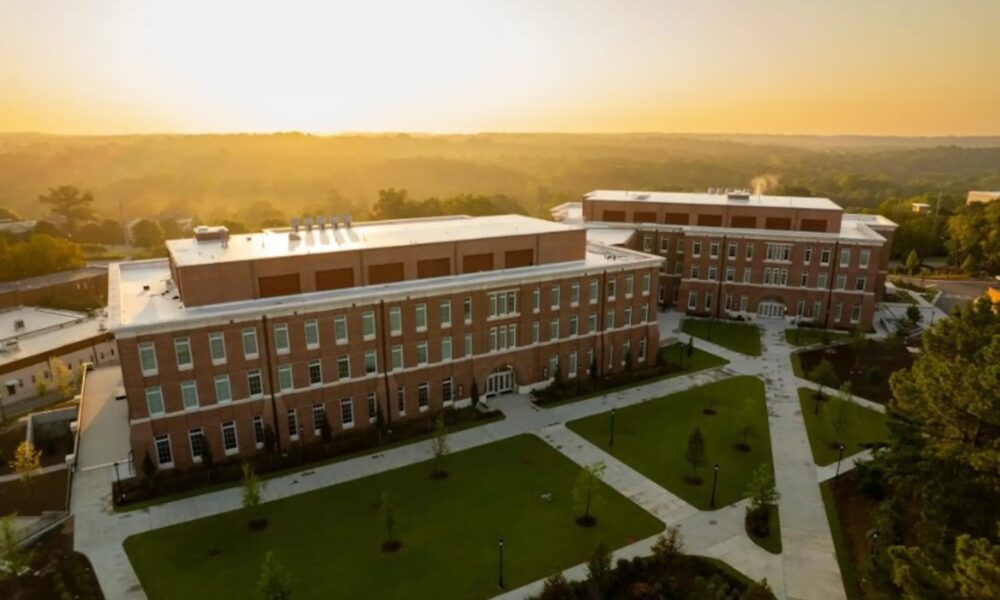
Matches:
[835,443,846,485]
[710,463,720,508]
[609,408,617,447]
[497,537,505,590]
[113,460,122,503]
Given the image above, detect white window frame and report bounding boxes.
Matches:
[221,421,238,456]
[416,341,428,366]
[414,304,427,332]
[334,315,349,344]
[367,392,378,423]
[304,319,320,349]
[859,248,871,268]
[138,342,158,376]
[208,332,226,364]
[180,380,199,410]
[570,282,580,306]
[188,428,204,464]
[389,307,402,336]
[253,416,265,449]
[247,369,263,398]
[417,382,429,412]
[146,386,165,416]
[337,355,351,379]
[364,350,378,375]
[440,300,452,328]
[308,359,323,386]
[589,279,599,304]
[441,336,452,361]
[174,337,193,371]
[241,328,258,359]
[214,375,232,404]
[273,323,290,354]
[278,364,294,392]
[341,398,355,428]
[154,434,173,468]
[362,310,376,340]
[391,345,403,371]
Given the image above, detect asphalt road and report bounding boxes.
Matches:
[899,276,996,312]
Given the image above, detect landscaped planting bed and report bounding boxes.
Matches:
[797,341,913,404]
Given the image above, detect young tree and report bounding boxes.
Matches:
[9,441,42,486]
[745,465,779,537]
[905,249,921,276]
[430,414,450,479]
[469,378,480,409]
[586,542,613,598]
[48,356,73,398]
[0,514,33,581]
[684,427,706,481]
[572,461,606,526]
[256,551,293,600]
[651,525,685,567]
[380,491,400,551]
[906,305,923,327]
[829,383,857,446]
[808,359,839,415]
[242,462,264,529]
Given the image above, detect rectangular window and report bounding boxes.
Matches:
[278,364,293,391]
[367,392,377,422]
[625,274,634,297]
[209,332,226,363]
[840,248,851,267]
[341,398,354,426]
[743,267,751,283]
[728,243,737,259]
[820,249,831,265]
[692,241,702,257]
[804,247,812,264]
[391,345,403,371]
[813,301,823,318]
[641,305,649,323]
[441,337,452,361]
[155,434,173,467]
[304,319,320,349]
[766,243,792,262]
[189,428,204,463]
[589,279,598,304]
[726,266,735,282]
[416,342,428,365]
[273,323,290,353]
[440,300,451,327]
[818,272,828,288]
[569,315,579,336]
[797,299,806,316]
[568,351,578,377]
[214,375,232,403]
[247,369,263,397]
[588,313,597,333]
[364,350,378,375]
[417,383,429,411]
[532,321,540,344]
[308,360,323,385]
[607,278,616,300]
[740,295,748,312]
[709,242,719,258]
[835,303,843,321]
[242,328,258,358]
[532,287,540,312]
[362,310,376,339]
[288,409,299,440]
[396,386,406,416]
[334,315,348,343]
[463,297,472,323]
[624,307,632,326]
[859,248,871,268]
[138,342,158,376]
[146,386,165,416]
[570,282,580,305]
[801,272,809,287]
[705,292,713,311]
[638,338,647,362]
[174,337,192,370]
[464,333,473,357]
[415,304,427,331]
[312,403,327,435]
[746,242,754,260]
[688,291,698,310]
[253,416,264,448]
[622,341,631,365]
[708,266,717,281]
[660,237,669,253]
[389,307,402,335]
[549,318,559,340]
[836,274,847,290]
[337,355,350,379]
[605,310,615,330]
[442,378,453,404]
[691,265,700,280]
[549,355,559,377]
[642,272,651,294]
[180,380,199,410]
[855,276,867,291]
[851,304,862,323]
[642,234,653,252]
[221,421,237,455]
[550,285,560,309]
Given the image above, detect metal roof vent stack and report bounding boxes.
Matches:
[317,216,326,230]
[345,215,352,228]
[331,215,339,229]
[290,217,300,233]
[303,216,314,231]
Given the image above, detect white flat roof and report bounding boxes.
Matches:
[585,190,842,211]
[0,307,109,368]
[167,214,580,267]
[110,243,662,333]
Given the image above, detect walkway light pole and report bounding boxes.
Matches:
[497,537,505,590]
[609,408,617,447]
[113,460,122,503]
[710,463,720,508]
[835,443,846,485]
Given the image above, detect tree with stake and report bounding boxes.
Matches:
[242,462,266,530]
[808,358,839,415]
[829,383,857,449]
[430,414,450,479]
[684,426,706,485]
[9,441,42,487]
[905,249,921,276]
[572,461,606,527]
[744,465,779,539]
[380,491,400,552]
[256,551,293,600]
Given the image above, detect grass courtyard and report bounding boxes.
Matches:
[783,328,850,347]
[567,376,772,510]
[681,318,762,356]
[124,435,663,600]
[797,389,889,466]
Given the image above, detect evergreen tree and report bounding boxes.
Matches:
[256,552,293,600]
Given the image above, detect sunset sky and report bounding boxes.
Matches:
[2,0,998,136]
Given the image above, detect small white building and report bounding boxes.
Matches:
[0,307,117,411]
[967,191,1000,205]
[911,203,931,214]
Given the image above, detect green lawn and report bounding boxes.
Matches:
[125,435,663,600]
[783,328,850,347]
[748,504,782,554]
[567,376,772,510]
[681,319,761,356]
[797,389,889,466]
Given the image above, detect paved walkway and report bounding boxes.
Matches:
[71,316,860,600]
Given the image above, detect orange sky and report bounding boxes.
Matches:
[2,0,998,136]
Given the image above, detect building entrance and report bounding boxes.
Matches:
[486,368,515,396]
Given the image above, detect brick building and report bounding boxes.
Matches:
[108,215,661,470]
[554,189,897,329]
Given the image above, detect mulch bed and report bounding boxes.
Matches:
[0,469,69,515]
[0,519,104,600]
[799,341,913,404]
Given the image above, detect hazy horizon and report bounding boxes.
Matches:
[3,1,999,137]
